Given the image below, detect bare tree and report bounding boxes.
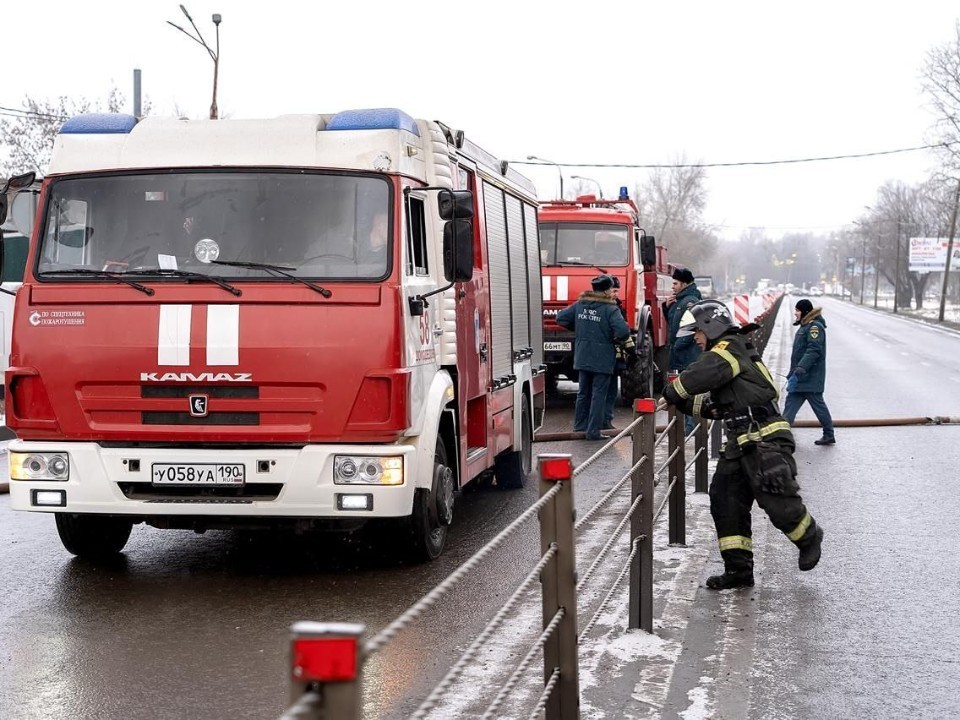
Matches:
[1,89,149,176]
[922,20,960,172]
[638,157,718,269]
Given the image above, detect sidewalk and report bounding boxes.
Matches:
[578,302,795,719]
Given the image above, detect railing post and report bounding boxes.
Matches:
[667,405,686,546]
[538,454,580,720]
[695,417,709,493]
[285,621,365,720]
[710,417,722,459]
[630,399,656,632]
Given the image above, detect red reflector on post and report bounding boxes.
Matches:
[292,637,357,682]
[634,398,656,414]
[539,454,573,481]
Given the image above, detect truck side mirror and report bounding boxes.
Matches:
[0,172,37,225]
[438,190,474,221]
[443,219,474,282]
[10,191,37,238]
[639,234,656,267]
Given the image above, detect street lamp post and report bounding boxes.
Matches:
[894,221,902,314]
[167,5,222,119]
[526,155,564,199]
[873,232,881,309]
[570,175,603,199]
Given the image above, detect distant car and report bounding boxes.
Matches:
[808,287,823,297]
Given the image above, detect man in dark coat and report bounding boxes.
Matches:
[783,299,835,445]
[662,299,824,589]
[663,267,702,432]
[556,275,631,440]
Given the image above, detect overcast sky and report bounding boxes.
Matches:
[4,1,958,240]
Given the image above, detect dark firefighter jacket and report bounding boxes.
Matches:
[789,308,827,393]
[556,291,631,374]
[664,283,703,371]
[663,330,793,456]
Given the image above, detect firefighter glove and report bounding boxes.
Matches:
[786,375,798,393]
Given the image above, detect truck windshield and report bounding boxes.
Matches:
[36,171,391,280]
[539,222,629,267]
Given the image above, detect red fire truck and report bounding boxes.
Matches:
[539,190,671,400]
[2,109,545,561]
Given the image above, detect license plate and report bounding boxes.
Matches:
[544,342,571,351]
[151,463,246,486]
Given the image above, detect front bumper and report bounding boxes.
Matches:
[7,440,418,518]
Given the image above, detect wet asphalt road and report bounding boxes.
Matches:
[0,383,634,720]
[3,296,959,719]
[661,297,960,720]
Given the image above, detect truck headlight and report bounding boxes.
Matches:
[10,452,70,481]
[334,456,403,485]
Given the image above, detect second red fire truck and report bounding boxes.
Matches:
[539,189,672,400]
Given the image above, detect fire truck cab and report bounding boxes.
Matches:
[539,190,671,400]
[3,109,545,561]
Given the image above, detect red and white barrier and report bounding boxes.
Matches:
[733,294,750,325]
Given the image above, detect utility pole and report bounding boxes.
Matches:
[133,68,142,117]
[938,178,960,322]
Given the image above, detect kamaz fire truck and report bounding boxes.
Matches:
[2,108,545,561]
[539,190,671,400]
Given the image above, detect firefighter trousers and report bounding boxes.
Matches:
[708,439,817,573]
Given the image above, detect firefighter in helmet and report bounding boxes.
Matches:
[661,299,824,589]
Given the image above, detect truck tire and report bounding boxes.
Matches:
[620,330,655,401]
[494,393,532,490]
[55,513,133,558]
[407,438,452,561]
[653,345,670,394]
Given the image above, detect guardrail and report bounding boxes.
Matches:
[278,400,716,719]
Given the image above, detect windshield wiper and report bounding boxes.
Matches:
[129,267,242,296]
[552,260,609,273]
[41,268,155,296]
[211,260,332,298]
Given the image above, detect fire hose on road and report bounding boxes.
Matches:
[534,415,960,443]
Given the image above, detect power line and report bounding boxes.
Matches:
[0,105,69,121]
[511,142,955,169]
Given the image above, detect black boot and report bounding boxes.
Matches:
[706,569,755,589]
[797,525,824,571]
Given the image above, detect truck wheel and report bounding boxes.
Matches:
[494,393,532,490]
[621,330,655,401]
[407,439,452,561]
[653,345,670,394]
[55,513,133,558]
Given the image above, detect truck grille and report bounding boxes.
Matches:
[141,412,259,426]
[119,482,282,501]
[141,385,259,399]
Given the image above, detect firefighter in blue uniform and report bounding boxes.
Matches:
[556,274,631,440]
[783,298,835,445]
[662,300,824,589]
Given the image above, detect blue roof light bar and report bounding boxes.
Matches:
[60,114,139,135]
[325,108,420,137]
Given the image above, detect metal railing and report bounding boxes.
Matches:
[278,399,718,719]
[276,301,794,718]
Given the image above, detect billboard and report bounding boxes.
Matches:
[908,237,960,273]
